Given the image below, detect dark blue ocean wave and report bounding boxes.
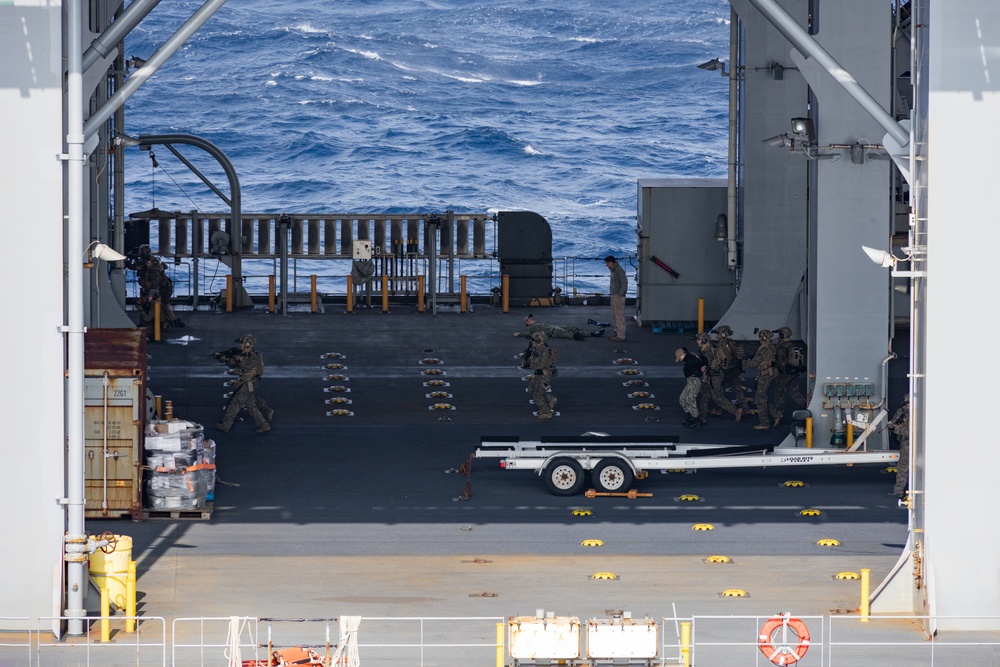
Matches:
[123,0,730,257]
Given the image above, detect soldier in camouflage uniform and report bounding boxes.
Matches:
[695,333,743,424]
[515,314,603,341]
[217,334,271,433]
[746,329,781,430]
[890,394,910,496]
[772,326,807,427]
[527,332,558,419]
[713,325,748,412]
[675,347,705,427]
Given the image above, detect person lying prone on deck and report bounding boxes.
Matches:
[514,314,604,341]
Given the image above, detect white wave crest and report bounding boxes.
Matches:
[265,80,278,87]
[523,145,543,156]
[346,48,382,61]
[508,79,543,87]
[292,23,325,34]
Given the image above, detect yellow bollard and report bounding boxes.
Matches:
[860,568,871,622]
[153,299,161,342]
[154,395,163,420]
[697,298,704,333]
[680,620,691,667]
[495,622,504,667]
[460,275,467,313]
[381,275,389,313]
[847,422,855,447]
[311,274,318,313]
[417,275,425,313]
[126,561,136,633]
[100,586,111,642]
[268,275,276,313]
[806,417,813,448]
[225,275,233,313]
[502,274,510,313]
[346,275,354,313]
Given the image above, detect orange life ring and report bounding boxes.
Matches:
[758,614,810,665]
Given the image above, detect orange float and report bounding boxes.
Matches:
[757,613,810,665]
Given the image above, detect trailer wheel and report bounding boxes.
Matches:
[544,457,585,496]
[592,458,634,493]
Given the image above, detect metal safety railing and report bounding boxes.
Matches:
[5,613,1000,665]
[125,210,637,302]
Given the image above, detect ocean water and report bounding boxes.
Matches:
[122,0,730,291]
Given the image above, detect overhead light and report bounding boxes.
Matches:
[696,58,728,76]
[763,133,793,148]
[714,214,727,241]
[861,245,897,268]
[84,241,126,267]
[768,62,785,80]
[790,117,815,142]
[114,133,141,147]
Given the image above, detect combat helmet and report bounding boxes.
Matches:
[757,329,773,342]
[530,331,547,343]
[776,326,793,340]
[714,325,733,338]
[239,334,256,348]
[694,332,711,345]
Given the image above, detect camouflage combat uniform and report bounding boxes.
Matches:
[527,333,558,419]
[217,335,271,433]
[890,397,910,495]
[696,334,741,422]
[518,322,593,340]
[714,326,748,411]
[747,329,780,430]
[772,326,807,426]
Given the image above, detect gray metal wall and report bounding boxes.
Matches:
[923,0,1000,628]
[0,4,69,631]
[724,0,809,340]
[792,1,893,445]
[635,178,736,323]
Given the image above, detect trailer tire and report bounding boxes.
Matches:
[592,458,634,493]
[544,457,586,496]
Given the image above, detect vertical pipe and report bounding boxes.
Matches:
[502,275,510,313]
[806,417,813,448]
[100,587,111,642]
[417,276,425,313]
[268,275,275,313]
[126,561,136,633]
[860,568,871,621]
[346,275,354,313]
[680,620,691,667]
[495,622,504,667]
[460,275,467,313]
[225,275,233,313]
[697,298,705,333]
[66,0,87,635]
[310,275,317,313]
[381,275,389,313]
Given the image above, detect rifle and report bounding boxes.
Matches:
[212,347,244,364]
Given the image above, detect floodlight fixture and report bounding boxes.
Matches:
[861,245,897,268]
[83,241,126,268]
[696,58,729,76]
[125,56,147,69]
[114,133,141,147]
[790,117,815,142]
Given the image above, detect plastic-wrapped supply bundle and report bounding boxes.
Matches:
[145,467,209,509]
[145,420,205,453]
[144,420,215,510]
[146,450,196,471]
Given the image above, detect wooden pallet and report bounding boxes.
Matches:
[143,502,213,520]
